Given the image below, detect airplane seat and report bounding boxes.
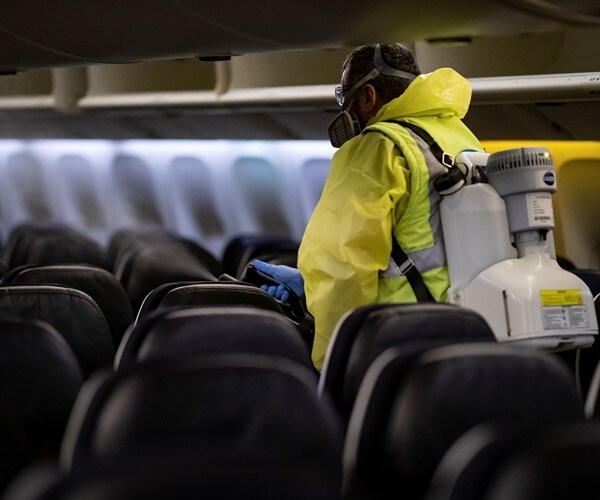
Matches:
[4,223,110,271]
[115,243,217,314]
[1,264,134,349]
[134,280,215,320]
[4,223,60,267]
[0,401,31,495]
[342,343,585,500]
[0,316,83,490]
[114,306,312,371]
[136,281,284,321]
[3,455,344,500]
[556,293,600,401]
[0,285,114,378]
[318,303,496,425]
[571,268,600,297]
[426,421,600,500]
[221,234,299,278]
[250,249,299,268]
[108,228,223,277]
[57,355,343,498]
[556,255,577,270]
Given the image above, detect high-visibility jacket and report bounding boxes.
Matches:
[297,68,483,370]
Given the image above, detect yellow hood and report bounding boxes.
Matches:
[371,68,473,125]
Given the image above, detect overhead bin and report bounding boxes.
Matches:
[0,69,54,109]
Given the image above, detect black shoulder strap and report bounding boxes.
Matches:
[386,120,445,303]
[386,120,454,168]
[391,237,435,303]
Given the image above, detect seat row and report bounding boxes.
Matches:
[1,289,600,495]
[1,223,600,498]
[2,314,599,500]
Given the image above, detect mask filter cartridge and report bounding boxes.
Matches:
[328,111,361,148]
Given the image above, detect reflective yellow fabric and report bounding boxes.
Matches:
[298,68,482,370]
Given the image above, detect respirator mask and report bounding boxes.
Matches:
[328,44,417,148]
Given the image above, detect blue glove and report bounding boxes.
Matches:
[253,260,305,303]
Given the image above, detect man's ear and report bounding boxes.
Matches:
[360,83,379,112]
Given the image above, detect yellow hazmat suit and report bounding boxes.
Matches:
[298,68,483,370]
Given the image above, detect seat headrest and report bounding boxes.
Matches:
[115,307,311,369]
[320,303,495,421]
[62,355,342,472]
[378,344,583,497]
[0,285,114,377]
[0,316,83,457]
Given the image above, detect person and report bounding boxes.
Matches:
[255,43,483,370]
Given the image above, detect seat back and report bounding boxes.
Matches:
[108,229,222,277]
[4,223,109,271]
[160,282,284,312]
[0,316,83,489]
[60,355,343,497]
[115,307,312,370]
[427,422,600,500]
[0,285,114,377]
[3,264,134,348]
[115,243,216,314]
[221,234,299,278]
[4,453,341,500]
[319,303,496,422]
[343,344,585,500]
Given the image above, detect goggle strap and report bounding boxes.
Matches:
[372,44,417,82]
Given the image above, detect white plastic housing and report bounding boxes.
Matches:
[448,252,598,350]
[441,183,517,291]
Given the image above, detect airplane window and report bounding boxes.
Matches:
[301,159,330,214]
[170,156,224,238]
[56,154,106,230]
[5,151,53,220]
[233,157,291,236]
[111,153,164,226]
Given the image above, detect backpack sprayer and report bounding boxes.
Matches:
[435,146,598,350]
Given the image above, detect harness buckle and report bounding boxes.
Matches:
[398,257,416,276]
[442,152,454,169]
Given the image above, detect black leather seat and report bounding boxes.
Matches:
[2,264,134,348]
[4,223,109,271]
[318,303,496,424]
[54,355,342,498]
[135,280,284,322]
[0,285,114,377]
[426,421,600,500]
[0,316,83,491]
[115,307,312,370]
[557,295,600,400]
[342,343,585,500]
[4,451,341,500]
[108,228,223,277]
[115,243,217,314]
[221,234,299,278]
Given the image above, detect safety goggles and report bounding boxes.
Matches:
[334,44,417,108]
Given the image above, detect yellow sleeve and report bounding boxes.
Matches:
[298,132,410,370]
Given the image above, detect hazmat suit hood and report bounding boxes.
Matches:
[370,68,473,125]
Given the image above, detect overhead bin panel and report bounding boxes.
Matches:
[0,70,53,109]
[229,49,346,89]
[0,0,567,73]
[80,59,217,109]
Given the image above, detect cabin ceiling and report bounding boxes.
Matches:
[0,0,599,141]
[1,0,597,73]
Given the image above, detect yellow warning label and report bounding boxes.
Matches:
[540,289,584,307]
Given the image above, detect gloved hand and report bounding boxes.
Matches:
[252,260,305,303]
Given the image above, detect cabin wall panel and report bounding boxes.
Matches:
[0,140,335,259]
